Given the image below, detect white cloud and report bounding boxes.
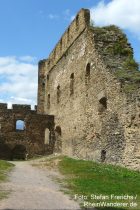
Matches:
[0,56,38,107]
[48,14,59,20]
[19,56,37,63]
[91,0,140,38]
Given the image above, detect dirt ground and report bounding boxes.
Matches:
[0,159,80,210]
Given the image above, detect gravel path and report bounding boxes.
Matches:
[0,161,80,210]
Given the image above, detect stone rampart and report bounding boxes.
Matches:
[0,103,55,160]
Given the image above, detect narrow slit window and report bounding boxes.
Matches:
[46,74,49,88]
[57,85,61,104]
[47,94,50,109]
[47,74,49,81]
[67,28,70,42]
[70,73,74,95]
[86,63,90,77]
[85,63,90,85]
[101,150,106,162]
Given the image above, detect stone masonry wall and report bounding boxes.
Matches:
[38,9,140,170]
[37,9,90,114]
[0,103,54,159]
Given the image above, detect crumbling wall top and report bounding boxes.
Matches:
[41,8,90,73]
[0,103,37,112]
[0,103,7,109]
[12,104,31,111]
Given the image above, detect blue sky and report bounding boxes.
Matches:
[0,0,104,60]
[0,0,140,107]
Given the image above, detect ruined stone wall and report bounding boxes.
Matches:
[37,8,90,114]
[38,9,140,170]
[0,103,54,159]
[121,92,140,170]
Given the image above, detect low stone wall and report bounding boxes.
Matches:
[0,103,55,159]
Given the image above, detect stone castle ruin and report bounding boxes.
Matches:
[0,9,140,170]
[0,104,54,159]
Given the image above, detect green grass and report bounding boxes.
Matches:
[0,160,14,199]
[58,157,140,210]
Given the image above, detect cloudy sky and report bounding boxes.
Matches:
[0,0,140,108]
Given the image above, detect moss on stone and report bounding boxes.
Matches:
[115,69,140,81]
[115,69,140,93]
[91,25,140,93]
[123,83,140,93]
[123,56,139,71]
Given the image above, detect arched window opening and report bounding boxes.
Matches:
[101,150,106,162]
[85,63,90,85]
[70,73,74,95]
[16,120,25,131]
[55,126,62,136]
[57,85,61,104]
[99,97,107,113]
[86,63,90,77]
[47,94,50,109]
[70,73,74,79]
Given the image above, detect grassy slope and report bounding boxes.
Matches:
[58,157,140,210]
[0,160,14,199]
